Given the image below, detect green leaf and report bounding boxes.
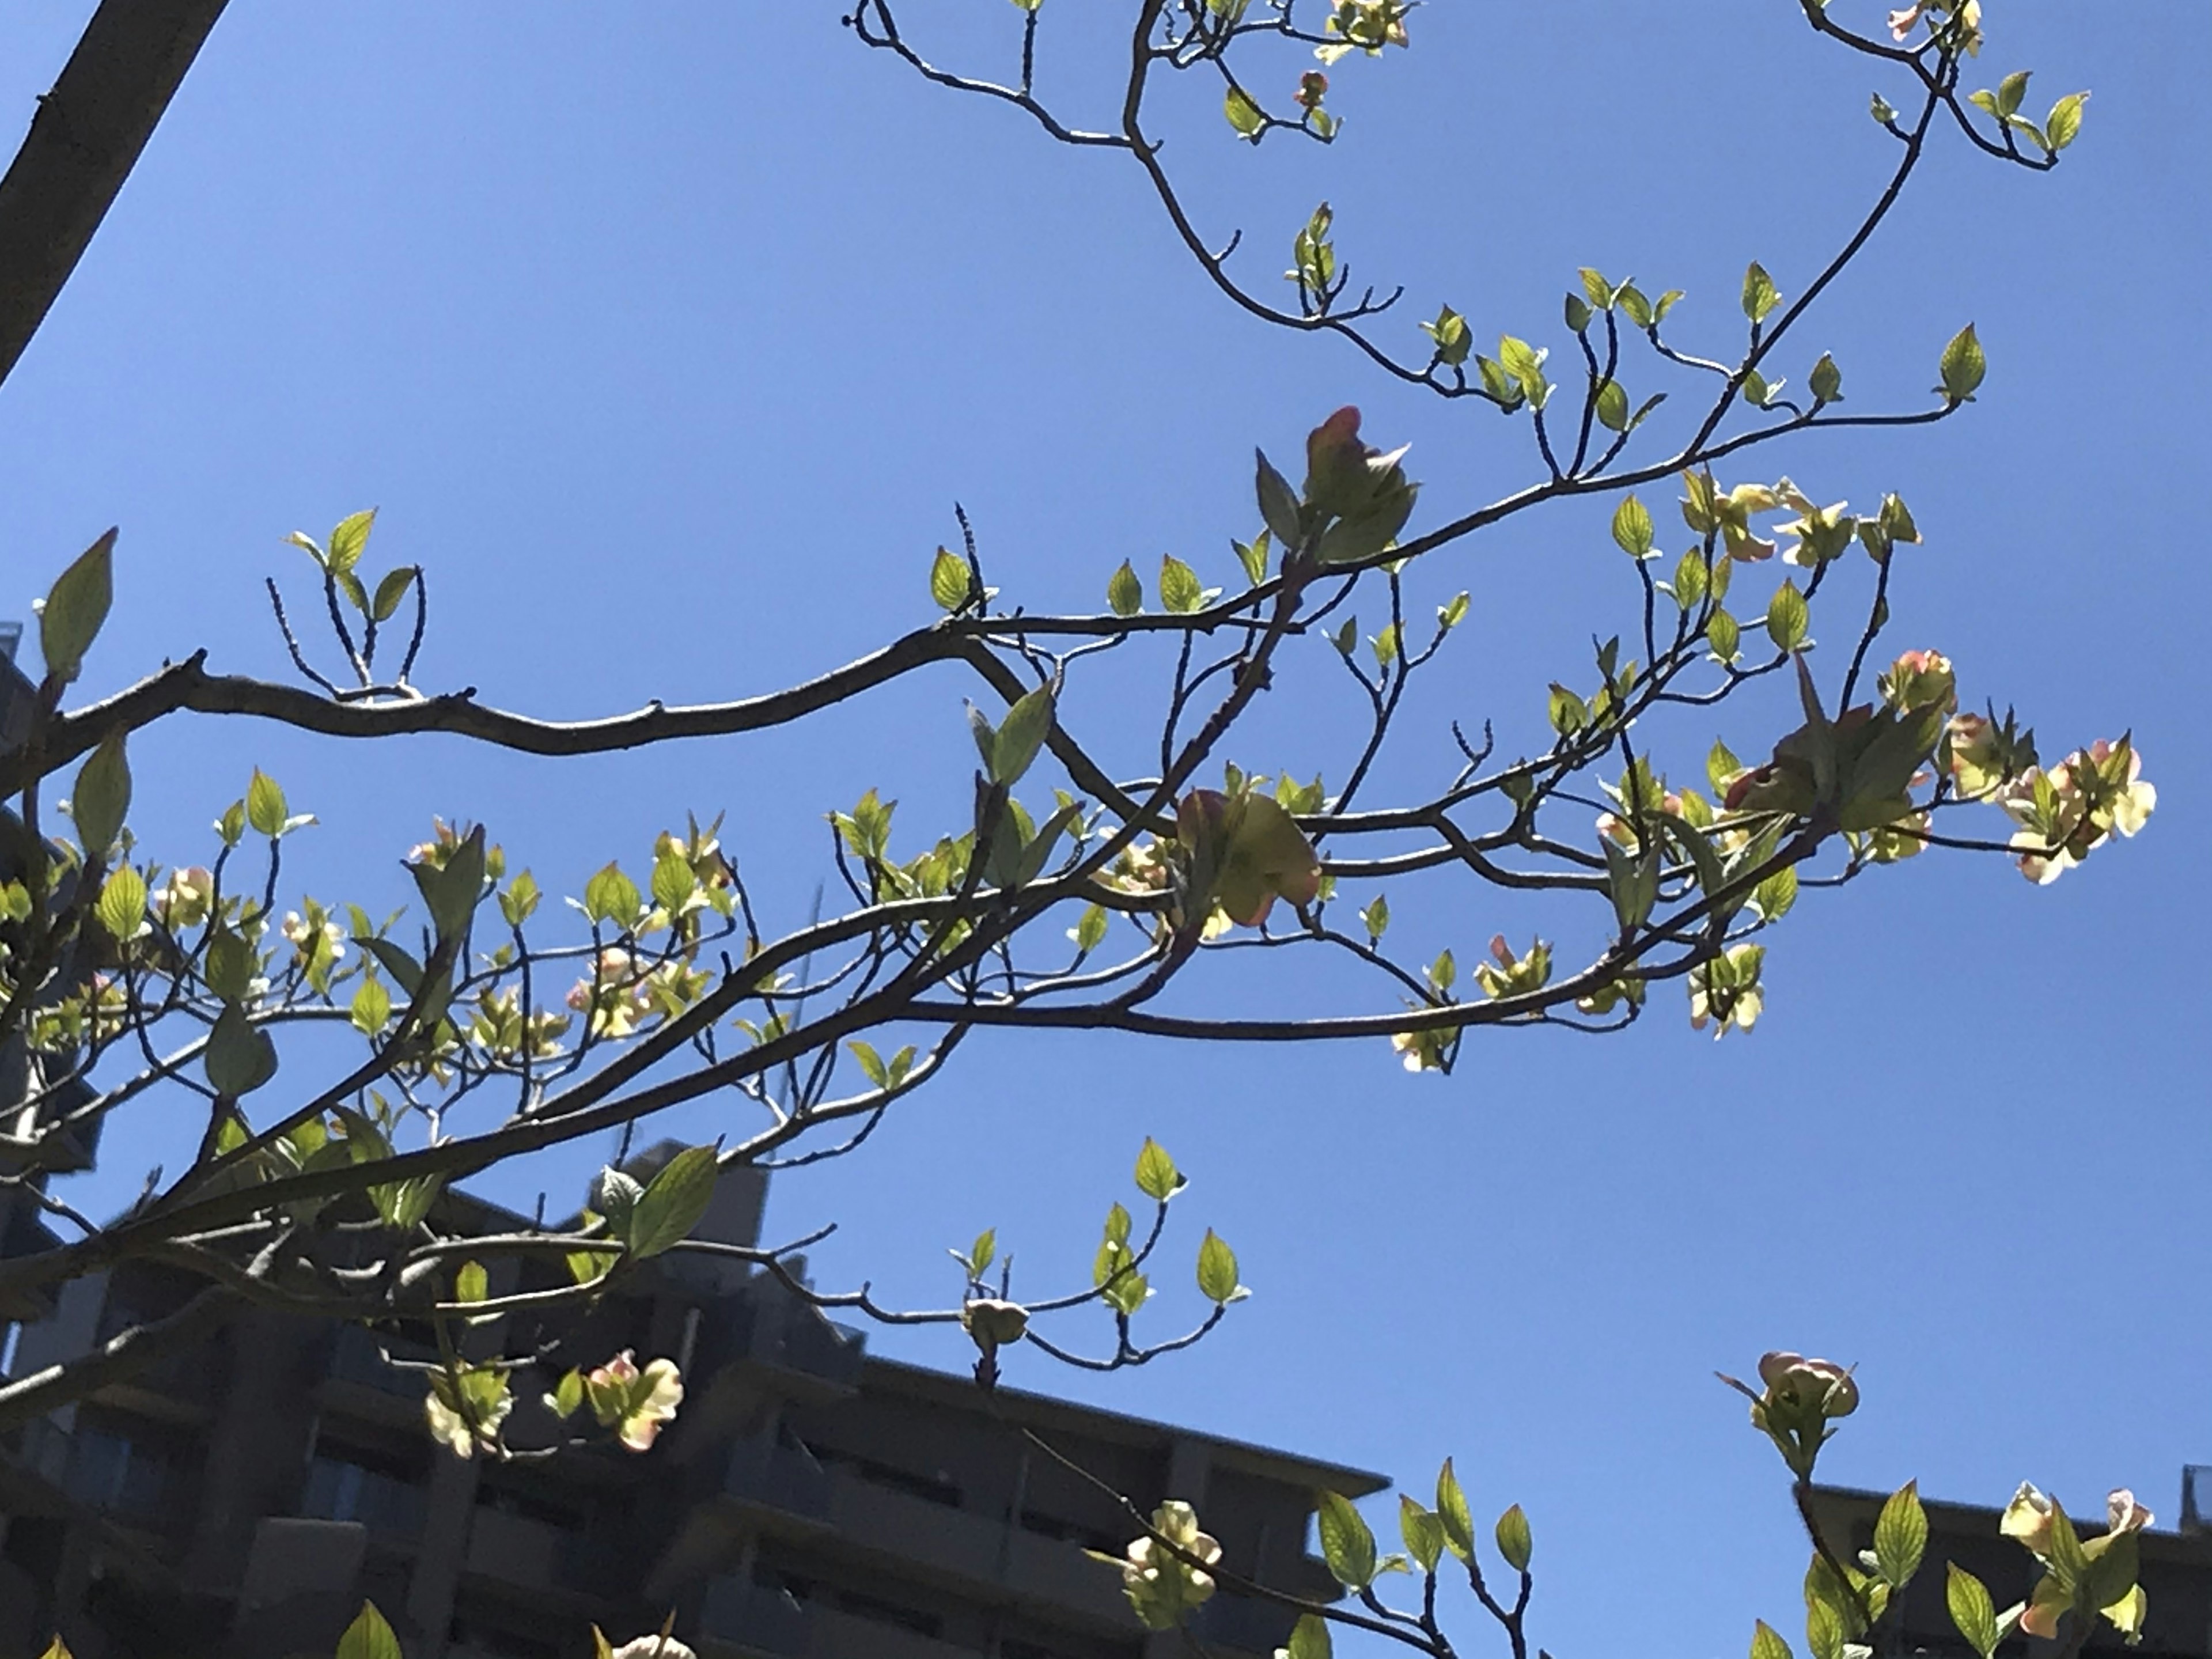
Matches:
[1316,1490,1377,1588]
[1616,283,1653,327]
[1672,548,1709,610]
[1708,608,1740,664]
[1107,559,1143,616]
[1611,495,1654,559]
[1257,451,1304,548]
[1741,262,1781,324]
[1995,70,2031,118]
[359,936,423,998]
[1766,581,1809,651]
[1158,555,1205,615]
[1874,1480,1927,1590]
[991,687,1056,786]
[652,843,698,914]
[1945,1564,1999,1659]
[1939,323,1986,402]
[1751,1619,1794,1659]
[38,528,116,687]
[848,1040,890,1089]
[1233,532,1271,585]
[1361,893,1389,942]
[624,1144,721,1260]
[370,566,416,623]
[455,1260,488,1304]
[1073,903,1109,952]
[1134,1137,1183,1200]
[1399,1496,1445,1574]
[1578,267,1615,310]
[72,733,131,855]
[1435,1459,1474,1561]
[1283,1613,1333,1659]
[1808,353,1843,404]
[246,768,289,839]
[1196,1229,1241,1302]
[582,862,642,929]
[1563,293,1593,334]
[929,546,970,612]
[1224,85,1264,138]
[1594,378,1629,432]
[1806,1593,1844,1659]
[2046,91,2088,150]
[327,509,377,575]
[335,1600,403,1659]
[204,1002,278,1097]
[1750,865,1798,924]
[1370,623,1399,669]
[549,1367,585,1419]
[1494,1503,1532,1573]
[94,866,146,941]
[350,974,393,1037]
[204,927,256,999]
[1438,590,1469,630]
[969,1228,996,1276]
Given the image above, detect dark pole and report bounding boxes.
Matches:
[0,0,229,392]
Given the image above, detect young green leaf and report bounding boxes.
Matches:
[94,866,146,942]
[991,686,1056,786]
[1072,902,1109,952]
[2046,90,2088,150]
[1399,1496,1445,1574]
[624,1145,720,1260]
[205,1002,278,1097]
[1316,1490,1378,1588]
[1946,1563,1999,1659]
[327,509,377,574]
[246,768,289,839]
[455,1260,488,1304]
[1196,1229,1243,1303]
[1873,1480,1927,1590]
[72,733,131,855]
[38,528,116,688]
[1224,85,1264,138]
[1159,555,1205,615]
[1283,1613,1333,1659]
[335,1601,403,1659]
[1741,262,1781,324]
[1435,1458,1474,1561]
[1766,581,1809,651]
[1134,1137,1183,1200]
[1939,323,1986,402]
[1750,1620,1794,1659]
[1107,559,1143,616]
[929,546,969,612]
[371,566,416,623]
[1494,1502,1532,1572]
[1612,495,1654,558]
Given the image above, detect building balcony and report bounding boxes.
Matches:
[722,1432,832,1525]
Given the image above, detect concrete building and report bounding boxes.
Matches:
[0,1145,1383,1659]
[1806,1474,2212,1658]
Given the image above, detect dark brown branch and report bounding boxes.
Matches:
[0,0,229,391]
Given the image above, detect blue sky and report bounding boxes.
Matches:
[3,3,2206,1654]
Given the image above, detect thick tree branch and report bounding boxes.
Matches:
[0,0,229,391]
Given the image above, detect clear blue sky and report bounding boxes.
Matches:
[3,5,2206,1654]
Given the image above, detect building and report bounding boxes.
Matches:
[1805,1474,2212,1658]
[0,1144,1384,1659]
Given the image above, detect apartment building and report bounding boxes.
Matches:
[0,1143,1384,1659]
[1805,1474,2212,1658]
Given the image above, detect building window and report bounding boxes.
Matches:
[1019,1509,1124,1555]
[63,1428,169,1518]
[835,1589,942,1639]
[808,1442,963,1508]
[302,1453,427,1538]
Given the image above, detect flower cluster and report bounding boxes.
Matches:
[2001,1482,2151,1641]
[151,865,214,931]
[1317,1,1410,63]
[1689,944,1766,1039]
[1725,1351,1857,1479]
[1474,934,1550,1001]
[583,1351,685,1452]
[566,948,711,1038]
[1997,737,2156,885]
[1094,1501,1224,1631]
